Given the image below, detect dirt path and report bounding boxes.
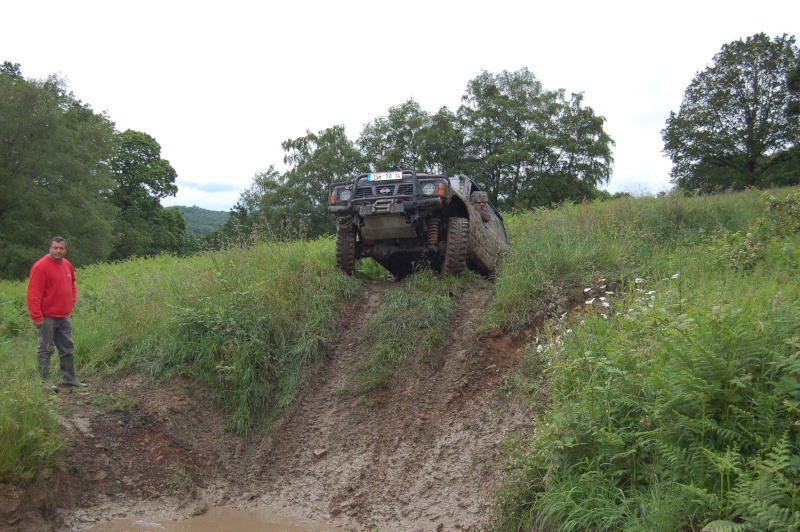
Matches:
[5,280,537,531]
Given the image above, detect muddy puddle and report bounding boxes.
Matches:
[83,506,337,531]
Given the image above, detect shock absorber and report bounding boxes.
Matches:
[427,217,441,245]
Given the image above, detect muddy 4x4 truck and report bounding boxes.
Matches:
[329,170,509,279]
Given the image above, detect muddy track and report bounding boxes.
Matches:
[5,280,538,531]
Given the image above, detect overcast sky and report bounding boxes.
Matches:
[4,1,798,211]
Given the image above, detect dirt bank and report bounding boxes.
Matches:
[3,281,541,531]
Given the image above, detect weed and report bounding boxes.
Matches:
[168,461,193,492]
[87,392,139,413]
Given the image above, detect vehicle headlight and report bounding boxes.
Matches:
[421,182,437,196]
[339,189,352,202]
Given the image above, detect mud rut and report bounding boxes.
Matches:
[6,281,537,531]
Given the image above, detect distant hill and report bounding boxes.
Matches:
[169,206,230,237]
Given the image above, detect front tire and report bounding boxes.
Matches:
[335,223,357,275]
[441,217,468,275]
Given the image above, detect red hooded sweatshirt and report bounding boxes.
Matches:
[27,255,78,322]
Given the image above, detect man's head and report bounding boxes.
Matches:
[48,237,67,262]
[470,191,489,205]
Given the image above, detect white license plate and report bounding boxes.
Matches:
[368,171,403,181]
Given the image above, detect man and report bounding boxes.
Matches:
[470,191,492,223]
[26,236,86,393]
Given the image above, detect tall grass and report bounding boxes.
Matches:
[0,279,66,480]
[490,189,800,531]
[485,191,763,335]
[0,238,356,451]
[347,270,475,394]
[2,184,796,532]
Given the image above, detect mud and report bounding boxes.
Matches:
[3,280,542,531]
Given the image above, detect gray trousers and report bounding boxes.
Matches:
[36,317,76,381]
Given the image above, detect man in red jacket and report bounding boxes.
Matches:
[27,236,86,392]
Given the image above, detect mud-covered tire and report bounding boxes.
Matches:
[335,223,357,275]
[441,217,468,275]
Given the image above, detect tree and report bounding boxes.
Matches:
[458,68,613,209]
[204,166,284,248]
[216,69,616,247]
[663,33,800,192]
[0,65,116,279]
[519,90,615,206]
[358,99,432,171]
[789,60,800,116]
[108,130,186,259]
[282,125,365,237]
[415,107,466,175]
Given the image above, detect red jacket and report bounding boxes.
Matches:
[27,255,78,321]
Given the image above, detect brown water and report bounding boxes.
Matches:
[84,506,337,531]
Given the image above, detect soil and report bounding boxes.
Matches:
[2,280,546,531]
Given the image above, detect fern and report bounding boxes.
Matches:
[727,434,800,531]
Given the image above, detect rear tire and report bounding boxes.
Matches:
[441,217,468,275]
[335,223,356,275]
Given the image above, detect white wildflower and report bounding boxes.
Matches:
[585,298,595,305]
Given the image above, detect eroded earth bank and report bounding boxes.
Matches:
[3,281,541,531]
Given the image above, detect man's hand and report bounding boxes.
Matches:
[34,319,44,327]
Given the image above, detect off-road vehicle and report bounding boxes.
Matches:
[329,170,508,278]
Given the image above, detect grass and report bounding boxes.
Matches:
[1,187,798,531]
[488,189,800,531]
[347,269,475,394]
[0,238,357,456]
[87,392,139,413]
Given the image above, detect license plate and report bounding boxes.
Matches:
[368,171,403,181]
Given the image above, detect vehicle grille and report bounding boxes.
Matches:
[355,183,414,198]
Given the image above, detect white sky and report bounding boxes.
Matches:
[3,1,798,211]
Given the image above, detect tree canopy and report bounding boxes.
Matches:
[0,64,197,279]
[663,33,800,192]
[458,68,614,209]
[0,62,117,278]
[3,61,618,261]
[209,67,616,247]
[108,130,196,260]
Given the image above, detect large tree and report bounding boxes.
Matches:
[0,62,117,279]
[358,99,432,171]
[108,129,190,259]
[358,100,467,175]
[279,125,365,238]
[663,33,800,192]
[458,68,613,209]
[208,126,364,247]
[221,69,615,245]
[415,107,466,176]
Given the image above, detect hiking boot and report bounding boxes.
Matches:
[61,379,87,388]
[42,382,60,394]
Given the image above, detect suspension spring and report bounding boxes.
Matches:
[427,218,441,245]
